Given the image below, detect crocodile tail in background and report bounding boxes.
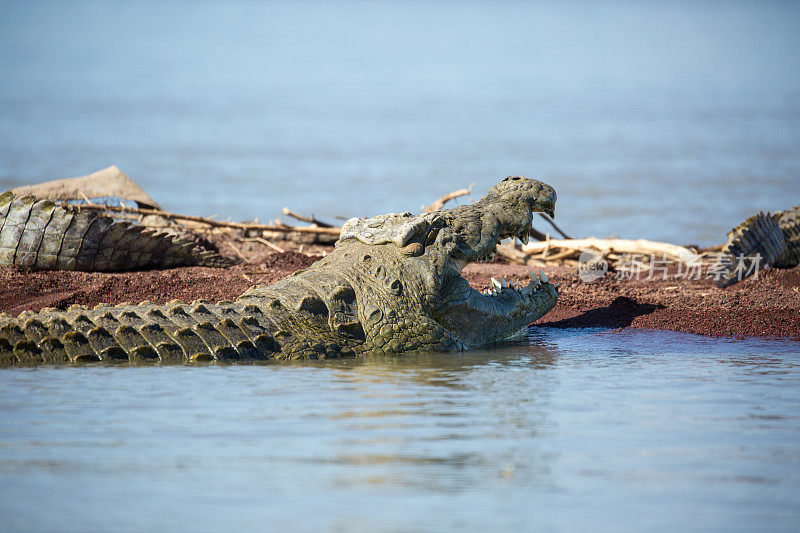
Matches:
[0,191,236,271]
[715,204,800,287]
[773,204,800,268]
[0,299,281,365]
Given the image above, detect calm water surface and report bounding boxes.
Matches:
[1,329,799,531]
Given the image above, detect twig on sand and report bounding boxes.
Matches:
[245,237,286,253]
[78,190,96,205]
[423,185,473,212]
[223,239,249,263]
[281,207,334,228]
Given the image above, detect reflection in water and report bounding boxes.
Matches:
[1,329,799,530]
[260,343,563,492]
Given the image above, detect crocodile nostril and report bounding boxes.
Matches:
[390,279,403,295]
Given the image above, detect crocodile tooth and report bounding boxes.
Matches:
[491,277,502,290]
[520,231,529,245]
[538,269,548,283]
[500,278,509,288]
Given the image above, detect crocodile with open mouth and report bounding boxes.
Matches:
[0,176,559,364]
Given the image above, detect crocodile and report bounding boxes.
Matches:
[0,191,233,271]
[0,176,559,364]
[715,203,800,287]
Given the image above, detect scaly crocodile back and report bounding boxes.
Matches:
[716,203,800,287]
[774,204,800,268]
[0,191,235,270]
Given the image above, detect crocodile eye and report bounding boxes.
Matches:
[425,227,440,246]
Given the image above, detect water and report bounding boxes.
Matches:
[1,0,799,244]
[1,329,798,532]
[2,2,800,530]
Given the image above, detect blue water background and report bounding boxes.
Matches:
[1,0,799,244]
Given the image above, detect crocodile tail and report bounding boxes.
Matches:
[774,204,800,269]
[0,299,282,365]
[0,191,237,271]
[715,211,788,288]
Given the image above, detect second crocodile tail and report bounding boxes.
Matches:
[0,191,236,271]
[715,204,800,287]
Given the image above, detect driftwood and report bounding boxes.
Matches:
[521,237,698,261]
[57,183,700,273]
[17,171,649,266]
[494,243,554,267]
[54,181,692,269]
[491,236,701,269]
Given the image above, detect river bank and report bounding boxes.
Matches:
[2,240,798,340]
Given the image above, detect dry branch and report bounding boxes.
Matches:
[423,185,473,212]
[222,239,248,263]
[73,203,341,236]
[281,207,334,228]
[245,237,286,253]
[537,213,571,239]
[68,185,615,261]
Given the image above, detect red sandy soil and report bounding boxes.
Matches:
[466,262,800,339]
[2,248,799,340]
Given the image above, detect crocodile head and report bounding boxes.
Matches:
[331,176,559,351]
